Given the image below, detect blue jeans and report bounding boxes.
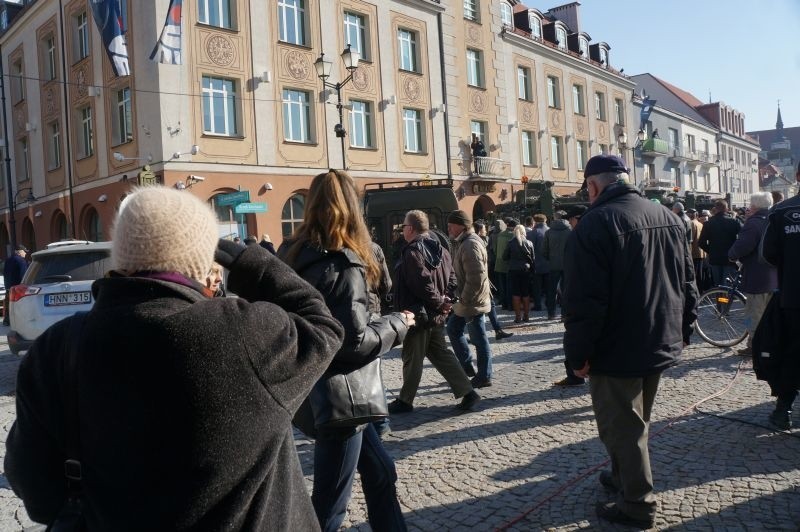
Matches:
[710,264,736,287]
[487,298,502,332]
[446,313,493,380]
[312,424,407,532]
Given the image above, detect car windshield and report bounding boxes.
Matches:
[24,251,111,284]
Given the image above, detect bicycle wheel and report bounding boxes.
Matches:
[694,288,748,347]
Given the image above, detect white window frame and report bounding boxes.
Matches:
[282,89,312,143]
[202,76,239,137]
[522,131,536,166]
[594,92,606,121]
[45,36,57,80]
[113,87,133,146]
[464,0,479,22]
[614,98,624,125]
[403,108,423,153]
[517,66,531,101]
[278,0,306,46]
[600,48,608,66]
[529,14,541,38]
[344,11,368,60]
[397,29,417,72]
[470,120,487,143]
[198,0,233,29]
[349,100,373,149]
[49,121,61,170]
[556,27,566,49]
[579,37,588,57]
[466,48,483,87]
[281,194,306,238]
[547,76,560,108]
[577,140,588,170]
[572,84,584,115]
[550,136,563,169]
[75,11,89,61]
[500,3,512,26]
[79,106,93,158]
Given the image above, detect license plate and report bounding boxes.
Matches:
[45,291,92,306]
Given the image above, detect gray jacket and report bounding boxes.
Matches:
[543,219,571,271]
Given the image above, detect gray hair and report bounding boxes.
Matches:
[749,192,773,211]
[405,210,429,232]
[588,171,629,185]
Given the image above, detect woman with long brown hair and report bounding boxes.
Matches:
[279,169,414,532]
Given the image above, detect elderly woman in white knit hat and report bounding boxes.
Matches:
[5,186,344,530]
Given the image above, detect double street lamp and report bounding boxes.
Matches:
[314,44,361,170]
[617,129,645,186]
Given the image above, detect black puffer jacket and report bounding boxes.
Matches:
[280,241,408,373]
[563,183,699,378]
[698,212,742,265]
[762,194,800,308]
[5,245,343,531]
[503,237,534,272]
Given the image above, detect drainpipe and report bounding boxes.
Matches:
[436,12,452,180]
[58,0,77,238]
[0,44,16,251]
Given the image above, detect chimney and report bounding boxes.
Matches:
[546,2,582,33]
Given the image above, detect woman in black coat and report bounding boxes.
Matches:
[279,170,414,532]
[503,224,535,322]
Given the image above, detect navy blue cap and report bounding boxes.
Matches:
[584,154,628,178]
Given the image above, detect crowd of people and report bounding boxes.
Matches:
[3,156,798,531]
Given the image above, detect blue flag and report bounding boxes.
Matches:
[89,0,130,76]
[151,0,183,65]
[639,97,656,129]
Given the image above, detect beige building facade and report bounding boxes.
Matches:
[0,0,635,254]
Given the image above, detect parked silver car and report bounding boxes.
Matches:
[7,241,112,355]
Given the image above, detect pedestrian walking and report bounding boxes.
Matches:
[278,169,414,532]
[446,210,494,388]
[389,210,481,413]
[727,192,776,355]
[756,162,800,430]
[3,244,28,325]
[494,219,515,309]
[563,154,698,528]
[4,186,345,531]
[503,224,534,323]
[697,200,742,286]
[474,221,513,340]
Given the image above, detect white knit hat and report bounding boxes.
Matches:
[112,186,218,281]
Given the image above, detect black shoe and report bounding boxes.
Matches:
[769,409,792,430]
[598,470,619,493]
[471,376,492,389]
[553,377,585,387]
[387,399,413,414]
[596,502,654,529]
[462,364,476,377]
[495,330,513,340]
[547,313,556,320]
[456,391,481,411]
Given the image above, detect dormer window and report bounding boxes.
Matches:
[529,14,541,38]
[500,2,512,26]
[1,9,8,30]
[600,48,608,66]
[556,27,567,50]
[579,37,588,57]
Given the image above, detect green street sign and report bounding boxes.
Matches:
[234,202,268,214]
[216,190,250,206]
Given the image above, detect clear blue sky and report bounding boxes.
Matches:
[566,0,800,132]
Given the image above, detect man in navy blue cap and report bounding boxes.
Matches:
[563,154,698,528]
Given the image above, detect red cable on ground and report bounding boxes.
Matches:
[494,359,749,531]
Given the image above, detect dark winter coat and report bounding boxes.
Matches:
[5,245,344,531]
[762,194,800,308]
[279,241,408,374]
[697,212,742,265]
[3,254,28,287]
[503,237,534,272]
[563,183,698,378]
[727,209,777,294]
[394,234,456,327]
[527,224,550,273]
[542,219,571,271]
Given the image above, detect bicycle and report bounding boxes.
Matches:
[694,270,748,347]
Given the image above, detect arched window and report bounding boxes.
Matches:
[51,211,69,242]
[500,3,512,26]
[529,14,541,38]
[21,217,36,251]
[281,193,305,239]
[81,207,102,241]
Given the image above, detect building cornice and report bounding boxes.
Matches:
[394,0,445,15]
[501,29,635,90]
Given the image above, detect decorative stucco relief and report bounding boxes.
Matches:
[285,50,311,81]
[206,35,235,67]
[469,90,486,114]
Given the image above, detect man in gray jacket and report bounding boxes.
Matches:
[446,210,494,388]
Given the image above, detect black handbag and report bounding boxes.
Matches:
[294,358,388,438]
[47,313,88,532]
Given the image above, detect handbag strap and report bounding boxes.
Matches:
[63,312,88,495]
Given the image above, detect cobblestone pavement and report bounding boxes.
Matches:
[1,312,799,531]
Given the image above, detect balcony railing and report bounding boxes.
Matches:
[453,156,509,179]
[640,138,669,156]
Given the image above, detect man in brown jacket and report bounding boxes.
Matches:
[446,210,494,388]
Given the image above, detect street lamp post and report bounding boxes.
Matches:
[617,129,645,186]
[314,44,361,170]
[10,187,36,249]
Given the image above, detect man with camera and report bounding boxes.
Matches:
[389,210,480,414]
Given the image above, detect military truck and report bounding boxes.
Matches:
[363,178,457,267]
[494,180,589,221]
